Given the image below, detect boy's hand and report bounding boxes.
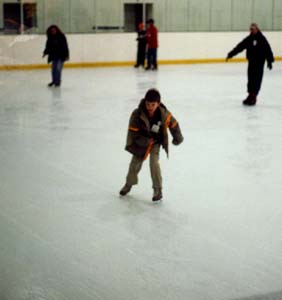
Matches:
[172,135,184,146]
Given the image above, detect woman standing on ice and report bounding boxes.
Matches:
[134,22,147,68]
[43,25,69,87]
[226,23,274,106]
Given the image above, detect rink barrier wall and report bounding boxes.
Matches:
[1,57,282,71]
[0,32,282,71]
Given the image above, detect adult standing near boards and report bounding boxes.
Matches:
[134,22,147,68]
[226,23,274,106]
[43,25,69,87]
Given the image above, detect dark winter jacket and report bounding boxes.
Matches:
[137,30,147,50]
[43,32,69,63]
[228,31,274,65]
[125,99,183,160]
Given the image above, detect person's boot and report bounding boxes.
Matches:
[248,93,257,106]
[152,188,163,202]
[119,184,132,196]
[242,94,251,105]
[48,82,54,87]
[243,93,257,106]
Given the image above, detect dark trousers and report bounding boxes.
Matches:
[247,61,265,95]
[51,59,64,85]
[136,45,146,67]
[147,48,157,69]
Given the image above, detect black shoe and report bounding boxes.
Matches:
[54,83,61,87]
[48,82,54,87]
[152,188,163,202]
[120,184,132,196]
[145,66,151,71]
[134,64,139,68]
[248,94,257,106]
[243,94,256,106]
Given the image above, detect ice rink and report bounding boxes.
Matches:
[1,62,282,300]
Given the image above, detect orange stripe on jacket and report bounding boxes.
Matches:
[143,139,154,160]
[129,126,139,132]
[170,121,178,129]
[164,114,172,130]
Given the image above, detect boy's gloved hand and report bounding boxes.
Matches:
[267,62,273,70]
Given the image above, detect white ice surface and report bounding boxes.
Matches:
[0,63,282,300]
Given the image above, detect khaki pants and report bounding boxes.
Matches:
[126,144,162,189]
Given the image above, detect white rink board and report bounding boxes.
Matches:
[0,32,282,66]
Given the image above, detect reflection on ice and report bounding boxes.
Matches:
[0,63,282,300]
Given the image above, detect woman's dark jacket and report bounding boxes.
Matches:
[43,33,69,63]
[228,31,274,65]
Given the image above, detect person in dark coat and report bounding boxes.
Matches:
[134,22,147,68]
[119,89,183,202]
[226,23,274,106]
[43,25,69,87]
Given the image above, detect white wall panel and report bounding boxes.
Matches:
[211,0,232,31]
[231,0,252,30]
[0,31,281,67]
[253,0,273,30]
[273,0,282,30]
[188,0,211,31]
[1,0,282,34]
[43,0,69,32]
[70,0,95,33]
[164,0,188,32]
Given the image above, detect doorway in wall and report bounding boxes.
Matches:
[3,2,37,33]
[124,3,153,32]
[3,3,20,33]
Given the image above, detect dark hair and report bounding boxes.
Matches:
[145,89,161,103]
[46,25,64,37]
[146,18,154,24]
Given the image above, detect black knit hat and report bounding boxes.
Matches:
[145,88,161,103]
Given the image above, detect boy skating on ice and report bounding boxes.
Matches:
[120,89,183,201]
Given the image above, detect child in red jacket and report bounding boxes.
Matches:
[146,19,158,70]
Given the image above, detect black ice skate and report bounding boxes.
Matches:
[152,188,163,202]
[119,184,132,196]
[243,94,257,106]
